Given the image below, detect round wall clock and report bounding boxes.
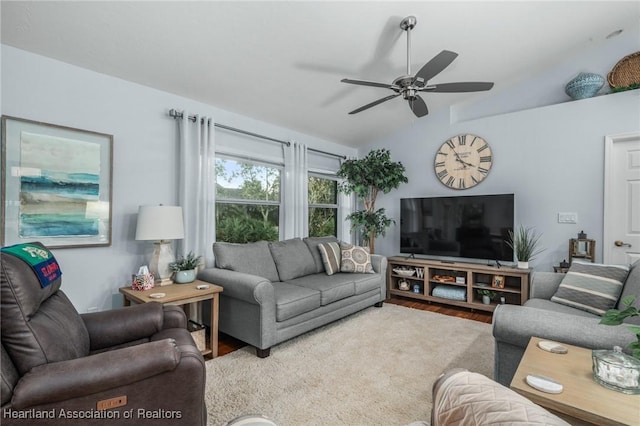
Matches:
[434,134,493,189]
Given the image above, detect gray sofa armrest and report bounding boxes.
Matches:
[493,304,636,352]
[197,267,274,305]
[529,271,564,299]
[370,254,387,275]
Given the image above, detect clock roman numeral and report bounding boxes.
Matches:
[458,178,466,189]
[446,139,455,149]
[437,150,448,157]
[471,176,479,184]
[478,167,489,175]
[446,176,455,187]
[458,135,466,145]
[469,136,478,146]
[435,161,445,168]
[480,155,492,163]
[477,144,489,153]
[437,169,448,179]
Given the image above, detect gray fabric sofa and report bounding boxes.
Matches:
[198,237,388,357]
[492,261,640,386]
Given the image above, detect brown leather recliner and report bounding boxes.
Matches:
[1,243,207,425]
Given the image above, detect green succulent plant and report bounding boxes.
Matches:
[169,252,202,272]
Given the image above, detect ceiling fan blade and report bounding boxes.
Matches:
[341,78,396,89]
[415,50,459,82]
[425,82,495,93]
[348,93,401,114]
[408,95,428,117]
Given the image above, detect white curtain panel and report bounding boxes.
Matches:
[178,112,216,268]
[283,142,308,239]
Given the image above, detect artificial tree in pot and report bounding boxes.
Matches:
[337,149,408,253]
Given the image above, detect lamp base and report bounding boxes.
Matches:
[155,277,174,286]
[149,240,175,286]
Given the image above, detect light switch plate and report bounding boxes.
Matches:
[558,212,578,224]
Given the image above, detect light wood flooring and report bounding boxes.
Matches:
[217,295,492,357]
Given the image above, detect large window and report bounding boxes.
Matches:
[215,156,281,243]
[308,174,338,237]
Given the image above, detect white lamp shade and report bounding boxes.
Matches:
[135,205,185,241]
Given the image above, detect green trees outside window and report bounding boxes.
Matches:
[215,158,280,243]
[215,157,341,243]
[308,175,338,238]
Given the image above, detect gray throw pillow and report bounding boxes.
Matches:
[340,242,374,274]
[551,260,630,316]
[318,242,341,276]
[269,238,317,281]
[304,236,339,273]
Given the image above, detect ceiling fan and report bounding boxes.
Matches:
[341,16,494,117]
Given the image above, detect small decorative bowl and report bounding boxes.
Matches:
[393,268,416,277]
[565,72,605,100]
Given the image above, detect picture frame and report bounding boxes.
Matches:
[1,115,113,248]
[492,274,505,289]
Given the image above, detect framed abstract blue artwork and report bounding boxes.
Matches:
[1,116,113,248]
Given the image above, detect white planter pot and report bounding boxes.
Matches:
[174,269,196,284]
[482,295,491,305]
[517,261,530,269]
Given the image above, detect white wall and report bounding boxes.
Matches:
[1,45,356,313]
[363,89,640,272]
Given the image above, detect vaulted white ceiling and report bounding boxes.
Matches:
[2,1,639,147]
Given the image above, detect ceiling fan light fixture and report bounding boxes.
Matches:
[341,15,494,117]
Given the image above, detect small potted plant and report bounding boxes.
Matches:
[169,252,202,284]
[477,289,497,305]
[507,225,545,269]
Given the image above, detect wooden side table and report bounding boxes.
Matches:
[119,279,223,359]
[511,337,639,425]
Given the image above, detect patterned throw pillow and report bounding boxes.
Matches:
[318,242,342,276]
[550,261,630,316]
[340,242,374,274]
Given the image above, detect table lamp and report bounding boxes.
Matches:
[135,205,185,285]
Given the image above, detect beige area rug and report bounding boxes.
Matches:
[205,304,494,426]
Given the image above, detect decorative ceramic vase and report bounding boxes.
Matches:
[482,295,491,305]
[517,261,529,269]
[174,269,196,284]
[565,73,605,100]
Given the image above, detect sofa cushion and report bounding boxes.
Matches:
[318,242,341,276]
[550,261,629,316]
[303,236,339,274]
[269,238,317,281]
[272,281,321,322]
[213,241,280,283]
[618,260,640,311]
[340,242,374,274]
[524,298,599,318]
[288,273,356,305]
[353,273,382,295]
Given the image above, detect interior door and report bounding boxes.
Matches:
[603,132,640,265]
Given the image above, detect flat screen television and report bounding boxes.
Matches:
[400,194,515,263]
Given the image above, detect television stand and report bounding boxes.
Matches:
[387,256,530,312]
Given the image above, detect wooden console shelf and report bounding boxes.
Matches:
[387,256,530,312]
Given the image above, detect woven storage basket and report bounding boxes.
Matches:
[188,320,206,352]
[607,51,640,88]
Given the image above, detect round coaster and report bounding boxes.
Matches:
[149,293,166,299]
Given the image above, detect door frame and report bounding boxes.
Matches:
[603,131,640,264]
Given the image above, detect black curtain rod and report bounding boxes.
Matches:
[168,109,346,160]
